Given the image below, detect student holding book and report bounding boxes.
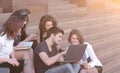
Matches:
[10,9,35,73]
[34,27,77,73]
[68,29,103,73]
[0,16,24,73]
[11,8,37,48]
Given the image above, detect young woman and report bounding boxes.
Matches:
[10,9,35,73]
[38,14,57,43]
[11,8,37,48]
[0,16,24,73]
[68,29,103,73]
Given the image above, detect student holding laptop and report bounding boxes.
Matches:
[34,27,77,73]
[67,29,103,73]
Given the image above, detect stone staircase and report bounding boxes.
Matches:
[47,0,120,73]
[48,0,87,21]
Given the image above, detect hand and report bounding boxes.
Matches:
[83,62,91,69]
[27,33,37,41]
[15,42,23,48]
[58,55,64,62]
[76,59,82,64]
[7,58,20,67]
[60,51,67,55]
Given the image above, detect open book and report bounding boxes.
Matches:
[14,42,33,50]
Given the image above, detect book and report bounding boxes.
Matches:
[14,41,33,50]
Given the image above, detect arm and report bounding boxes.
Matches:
[0,50,19,66]
[0,37,10,63]
[85,43,98,68]
[0,58,10,63]
[9,50,20,66]
[39,51,65,66]
[10,50,16,59]
[23,33,37,42]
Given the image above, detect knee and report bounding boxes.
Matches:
[65,63,73,69]
[23,52,30,59]
[64,63,75,73]
[80,69,87,73]
[24,50,33,60]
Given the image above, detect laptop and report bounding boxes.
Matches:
[63,44,87,63]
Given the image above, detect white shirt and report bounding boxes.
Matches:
[84,42,103,68]
[0,34,14,58]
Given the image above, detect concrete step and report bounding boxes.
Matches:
[48,4,77,10]
[49,7,86,13]
[93,40,120,60]
[48,0,87,20]
[49,0,68,3]
[104,55,120,73]
[49,7,86,14]
[0,8,2,13]
[0,13,12,26]
[48,2,77,7]
[101,46,120,65]
[58,15,120,29]
[49,11,86,21]
[59,18,120,35]
[62,26,120,46]
[94,32,120,53]
[26,14,120,34]
[48,0,68,5]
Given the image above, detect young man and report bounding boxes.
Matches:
[34,27,76,73]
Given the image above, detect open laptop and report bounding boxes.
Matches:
[63,44,87,63]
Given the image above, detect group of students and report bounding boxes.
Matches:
[0,8,103,73]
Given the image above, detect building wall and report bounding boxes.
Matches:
[12,0,48,13]
[0,0,13,13]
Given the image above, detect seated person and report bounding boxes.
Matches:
[9,9,35,73]
[38,14,57,43]
[67,29,103,73]
[34,27,77,73]
[0,16,24,73]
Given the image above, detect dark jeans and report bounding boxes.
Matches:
[0,59,24,73]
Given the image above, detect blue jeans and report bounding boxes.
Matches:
[45,63,76,73]
[72,63,80,73]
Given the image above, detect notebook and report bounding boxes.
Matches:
[14,42,33,50]
[63,44,87,63]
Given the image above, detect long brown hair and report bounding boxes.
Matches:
[0,16,23,39]
[39,15,57,42]
[11,9,31,40]
[68,29,84,44]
